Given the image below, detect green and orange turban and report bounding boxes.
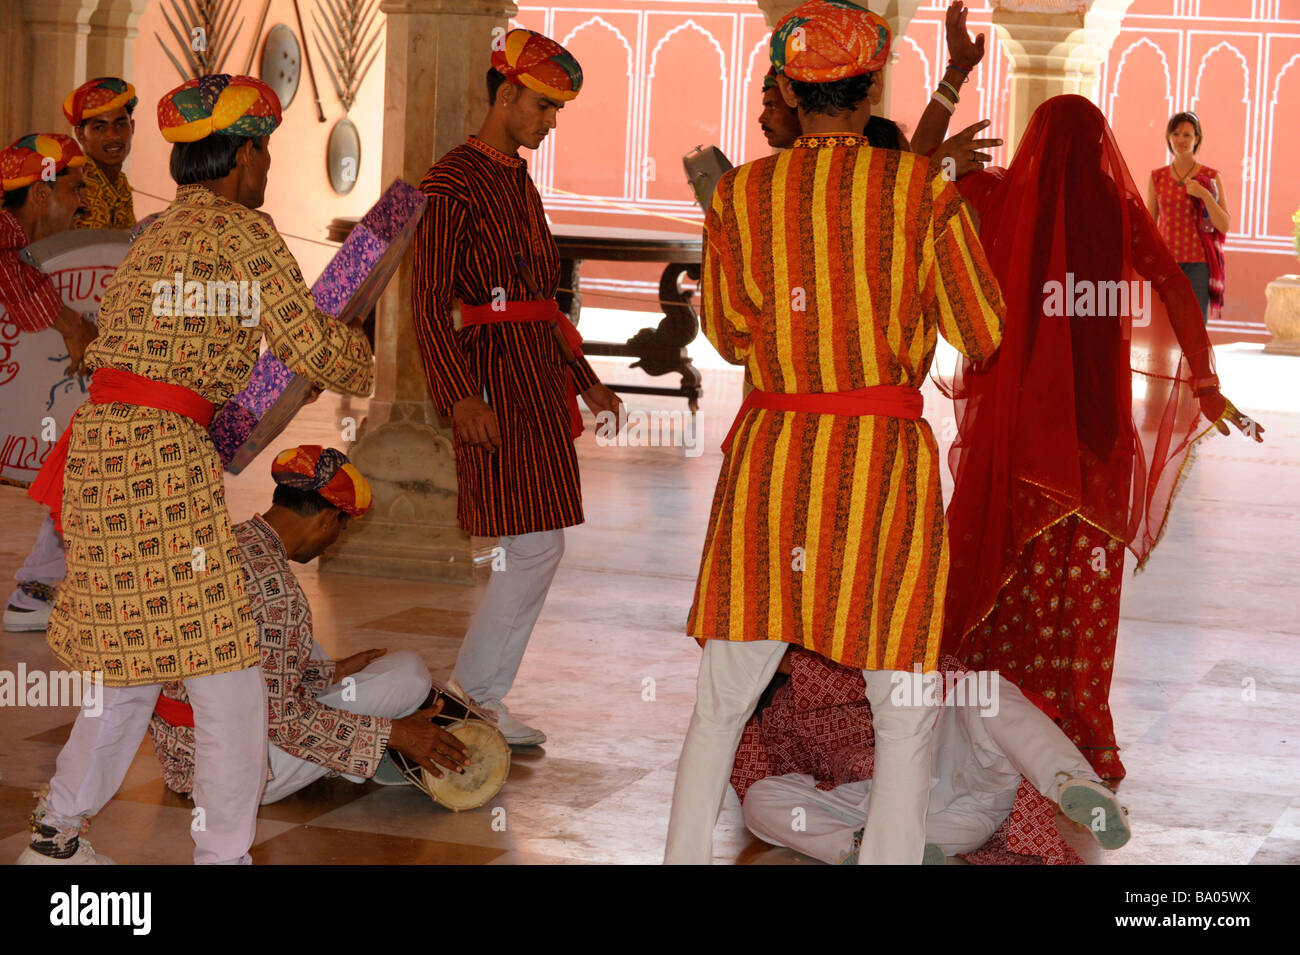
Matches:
[158,74,282,144]
[0,134,85,194]
[63,77,138,126]
[271,445,372,517]
[770,0,891,83]
[491,28,583,101]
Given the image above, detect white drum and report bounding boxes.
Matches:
[0,229,129,487]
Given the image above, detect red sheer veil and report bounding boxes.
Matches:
[941,95,1218,655]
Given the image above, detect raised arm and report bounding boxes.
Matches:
[910,1,985,156]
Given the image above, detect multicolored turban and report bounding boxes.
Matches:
[491,28,583,101]
[271,445,372,517]
[158,74,282,144]
[0,134,85,194]
[770,0,891,83]
[63,77,138,126]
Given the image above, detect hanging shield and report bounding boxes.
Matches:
[260,24,302,110]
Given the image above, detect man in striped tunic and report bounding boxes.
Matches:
[665,0,1005,865]
[411,28,620,746]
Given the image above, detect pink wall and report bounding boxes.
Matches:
[516,0,1300,344]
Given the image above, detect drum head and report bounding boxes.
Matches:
[424,719,511,812]
[1,230,129,487]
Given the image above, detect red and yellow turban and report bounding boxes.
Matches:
[0,134,85,194]
[491,28,583,102]
[158,74,282,144]
[770,0,891,83]
[271,445,372,517]
[63,77,138,126]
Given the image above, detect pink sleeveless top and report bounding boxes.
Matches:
[1151,164,1216,263]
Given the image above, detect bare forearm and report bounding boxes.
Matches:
[911,66,967,155]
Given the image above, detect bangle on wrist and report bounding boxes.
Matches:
[937,80,961,103]
[930,93,956,115]
[947,60,973,75]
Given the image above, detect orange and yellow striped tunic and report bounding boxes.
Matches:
[687,133,1004,672]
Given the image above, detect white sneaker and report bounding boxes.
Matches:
[4,601,51,632]
[17,839,116,865]
[1056,774,1130,850]
[476,697,546,746]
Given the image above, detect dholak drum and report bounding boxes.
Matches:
[387,680,510,811]
[0,229,130,487]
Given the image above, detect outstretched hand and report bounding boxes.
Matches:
[946,1,986,69]
[1200,390,1263,442]
[933,119,1001,179]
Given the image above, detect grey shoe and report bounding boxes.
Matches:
[4,601,51,632]
[1057,775,1130,850]
[372,752,413,786]
[477,698,546,747]
[17,839,115,865]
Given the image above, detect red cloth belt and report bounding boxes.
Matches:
[459,298,585,439]
[721,385,925,454]
[27,368,217,534]
[153,693,195,728]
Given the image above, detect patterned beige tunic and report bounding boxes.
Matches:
[47,184,373,686]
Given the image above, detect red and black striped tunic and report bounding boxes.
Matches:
[411,136,600,537]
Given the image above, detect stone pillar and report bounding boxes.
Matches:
[991,0,1134,154]
[321,0,514,583]
[1264,275,1300,355]
[85,0,148,81]
[17,0,97,138]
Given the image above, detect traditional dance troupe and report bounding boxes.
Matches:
[1,0,1258,865]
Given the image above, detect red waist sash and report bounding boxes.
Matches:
[460,299,585,439]
[28,368,217,533]
[153,693,195,728]
[721,385,925,454]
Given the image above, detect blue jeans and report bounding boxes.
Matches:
[1180,261,1210,324]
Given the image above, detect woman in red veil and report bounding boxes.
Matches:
[943,95,1260,781]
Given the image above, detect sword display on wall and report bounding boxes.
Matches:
[153,0,245,81]
[292,0,327,122]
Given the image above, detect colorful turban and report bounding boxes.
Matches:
[271,445,372,517]
[491,28,583,102]
[770,0,891,83]
[158,74,282,144]
[0,134,85,194]
[63,77,138,126]
[762,67,779,92]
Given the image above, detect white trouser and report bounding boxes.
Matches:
[43,666,268,864]
[452,529,564,704]
[9,515,66,609]
[742,676,1099,863]
[663,639,939,865]
[262,649,432,804]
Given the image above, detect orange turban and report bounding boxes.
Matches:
[63,77,138,126]
[0,134,85,194]
[271,445,372,517]
[491,28,583,102]
[770,0,891,83]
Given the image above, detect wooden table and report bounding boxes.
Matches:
[552,224,704,412]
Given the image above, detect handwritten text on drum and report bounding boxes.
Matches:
[151,272,262,327]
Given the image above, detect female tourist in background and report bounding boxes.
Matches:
[1148,111,1230,323]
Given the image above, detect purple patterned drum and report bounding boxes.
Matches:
[0,229,130,487]
[210,178,427,473]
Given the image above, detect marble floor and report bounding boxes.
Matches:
[1,349,1297,865]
